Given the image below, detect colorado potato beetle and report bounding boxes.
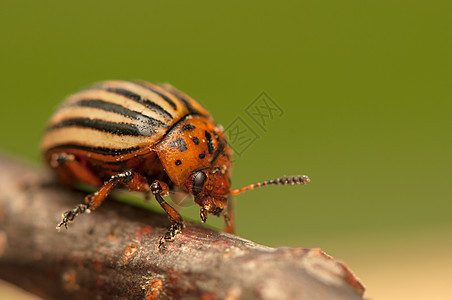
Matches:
[41,80,310,245]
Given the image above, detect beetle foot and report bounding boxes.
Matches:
[56,204,89,230]
[159,222,185,248]
[200,208,208,223]
[224,213,231,227]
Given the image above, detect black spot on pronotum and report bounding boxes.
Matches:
[179,124,196,133]
[192,136,200,145]
[175,160,182,166]
[211,138,225,163]
[213,131,220,142]
[199,153,205,159]
[169,138,188,152]
[204,131,214,154]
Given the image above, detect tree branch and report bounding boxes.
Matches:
[0,153,365,299]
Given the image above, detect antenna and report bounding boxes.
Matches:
[229,175,310,195]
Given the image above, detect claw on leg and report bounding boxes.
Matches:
[200,208,208,223]
[55,169,137,231]
[159,222,185,247]
[56,203,89,230]
[151,180,185,247]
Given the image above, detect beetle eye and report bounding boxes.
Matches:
[192,171,207,196]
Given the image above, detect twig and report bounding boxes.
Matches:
[0,153,365,299]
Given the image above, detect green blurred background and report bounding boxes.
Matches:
[1,1,451,299]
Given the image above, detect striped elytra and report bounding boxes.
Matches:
[42,80,310,246]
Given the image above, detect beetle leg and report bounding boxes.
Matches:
[149,180,185,247]
[223,196,236,234]
[57,169,135,230]
[200,208,208,223]
[50,153,103,187]
[223,195,236,234]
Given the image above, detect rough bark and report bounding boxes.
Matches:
[0,153,365,300]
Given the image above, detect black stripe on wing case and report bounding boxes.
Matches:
[67,99,168,128]
[174,94,198,114]
[47,144,141,156]
[101,87,174,119]
[47,118,157,136]
[131,81,178,110]
[158,85,200,115]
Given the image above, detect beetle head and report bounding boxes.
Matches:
[184,166,230,222]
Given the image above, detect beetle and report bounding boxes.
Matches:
[41,80,310,245]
